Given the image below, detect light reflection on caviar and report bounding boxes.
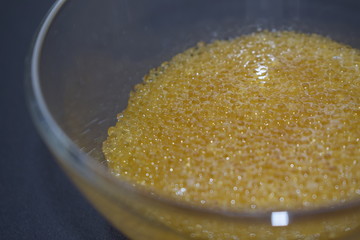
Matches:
[103,31,360,211]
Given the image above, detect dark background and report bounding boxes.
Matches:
[0,1,126,239]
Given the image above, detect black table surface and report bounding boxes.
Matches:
[0,1,127,239]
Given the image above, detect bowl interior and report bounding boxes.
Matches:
[37,0,360,197]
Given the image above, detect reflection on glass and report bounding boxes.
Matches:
[271,211,289,227]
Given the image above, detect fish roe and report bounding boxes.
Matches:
[103,31,360,211]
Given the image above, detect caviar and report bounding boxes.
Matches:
[103,31,360,211]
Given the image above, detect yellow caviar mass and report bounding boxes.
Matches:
[103,31,360,211]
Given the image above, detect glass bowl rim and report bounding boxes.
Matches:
[26,0,360,224]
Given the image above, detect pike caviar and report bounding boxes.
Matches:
[103,31,360,211]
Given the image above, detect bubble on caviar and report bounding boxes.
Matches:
[103,31,360,211]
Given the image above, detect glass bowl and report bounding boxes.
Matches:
[27,0,360,239]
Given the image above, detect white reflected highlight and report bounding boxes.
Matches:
[271,211,289,227]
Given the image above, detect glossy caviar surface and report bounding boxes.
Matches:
[103,31,360,211]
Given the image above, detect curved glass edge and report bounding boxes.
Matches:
[25,0,126,202]
[25,0,360,224]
